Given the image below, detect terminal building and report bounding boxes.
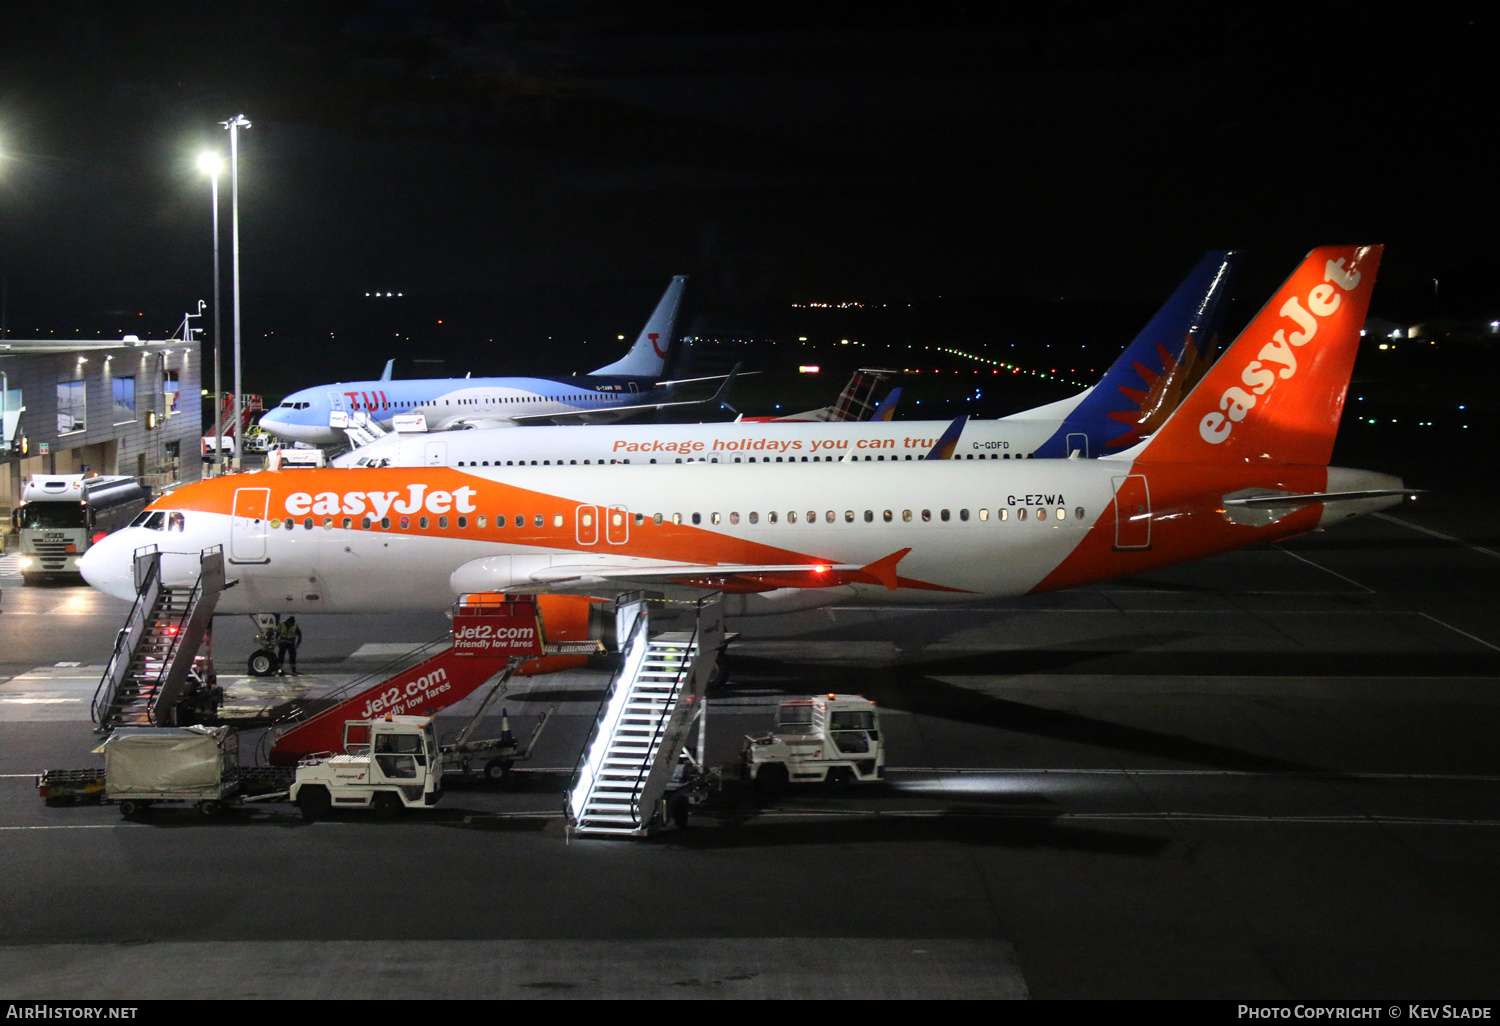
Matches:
[0,336,203,521]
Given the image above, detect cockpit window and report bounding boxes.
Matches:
[167,512,185,532]
[141,511,165,531]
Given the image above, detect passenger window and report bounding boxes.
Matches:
[691,512,701,525]
[285,520,294,531]
[399,516,410,530]
[959,509,969,521]
[998,509,1008,522]
[922,510,931,522]
[844,510,855,523]
[551,514,563,528]
[653,513,664,526]
[863,510,872,523]
[323,517,333,530]
[343,517,353,529]
[495,515,506,528]
[712,513,722,525]
[458,516,468,529]
[1075,507,1085,520]
[419,516,430,529]
[883,510,892,522]
[381,517,392,529]
[748,512,758,524]
[729,512,739,525]
[940,510,950,522]
[303,517,314,530]
[1017,508,1027,522]
[788,511,798,524]
[673,513,683,525]
[767,511,776,524]
[1055,508,1066,521]
[362,516,372,529]
[978,509,988,521]
[1037,509,1047,521]
[825,511,835,524]
[477,516,486,528]
[902,510,912,523]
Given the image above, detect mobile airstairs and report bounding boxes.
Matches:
[92,546,224,732]
[332,410,388,449]
[566,593,726,838]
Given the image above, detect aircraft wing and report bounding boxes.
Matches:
[652,370,760,388]
[508,365,744,425]
[452,548,914,595]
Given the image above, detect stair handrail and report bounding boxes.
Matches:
[146,546,225,725]
[92,546,162,726]
[619,591,724,826]
[566,603,652,825]
[256,633,453,763]
[135,570,202,729]
[616,621,699,828]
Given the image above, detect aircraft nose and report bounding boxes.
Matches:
[77,530,141,602]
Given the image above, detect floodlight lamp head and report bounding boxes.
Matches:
[197,153,223,175]
[220,114,252,130]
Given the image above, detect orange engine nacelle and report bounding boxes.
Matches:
[516,593,612,676]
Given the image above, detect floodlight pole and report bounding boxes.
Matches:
[206,162,222,476]
[222,113,251,471]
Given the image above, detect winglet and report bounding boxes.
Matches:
[712,362,741,414]
[924,416,968,460]
[859,548,911,590]
[871,386,902,421]
[380,359,394,382]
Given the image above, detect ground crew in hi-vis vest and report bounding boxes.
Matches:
[277,616,303,675]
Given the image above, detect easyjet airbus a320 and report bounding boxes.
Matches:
[82,246,1405,624]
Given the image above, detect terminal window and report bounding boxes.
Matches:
[112,376,136,424]
[57,378,86,434]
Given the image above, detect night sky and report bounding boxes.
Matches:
[0,2,1494,399]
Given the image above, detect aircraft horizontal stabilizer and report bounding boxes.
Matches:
[1223,489,1419,508]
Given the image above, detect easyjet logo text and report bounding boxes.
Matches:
[284,484,478,519]
[1199,257,1362,445]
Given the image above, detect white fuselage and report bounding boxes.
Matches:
[334,393,1093,470]
[77,460,1402,618]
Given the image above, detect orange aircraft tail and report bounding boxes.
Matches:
[1138,245,1382,467]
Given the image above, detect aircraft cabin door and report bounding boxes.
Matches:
[1066,433,1089,458]
[327,391,346,413]
[606,505,629,545]
[424,441,447,466]
[1111,475,1152,550]
[576,505,599,545]
[230,487,271,564]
